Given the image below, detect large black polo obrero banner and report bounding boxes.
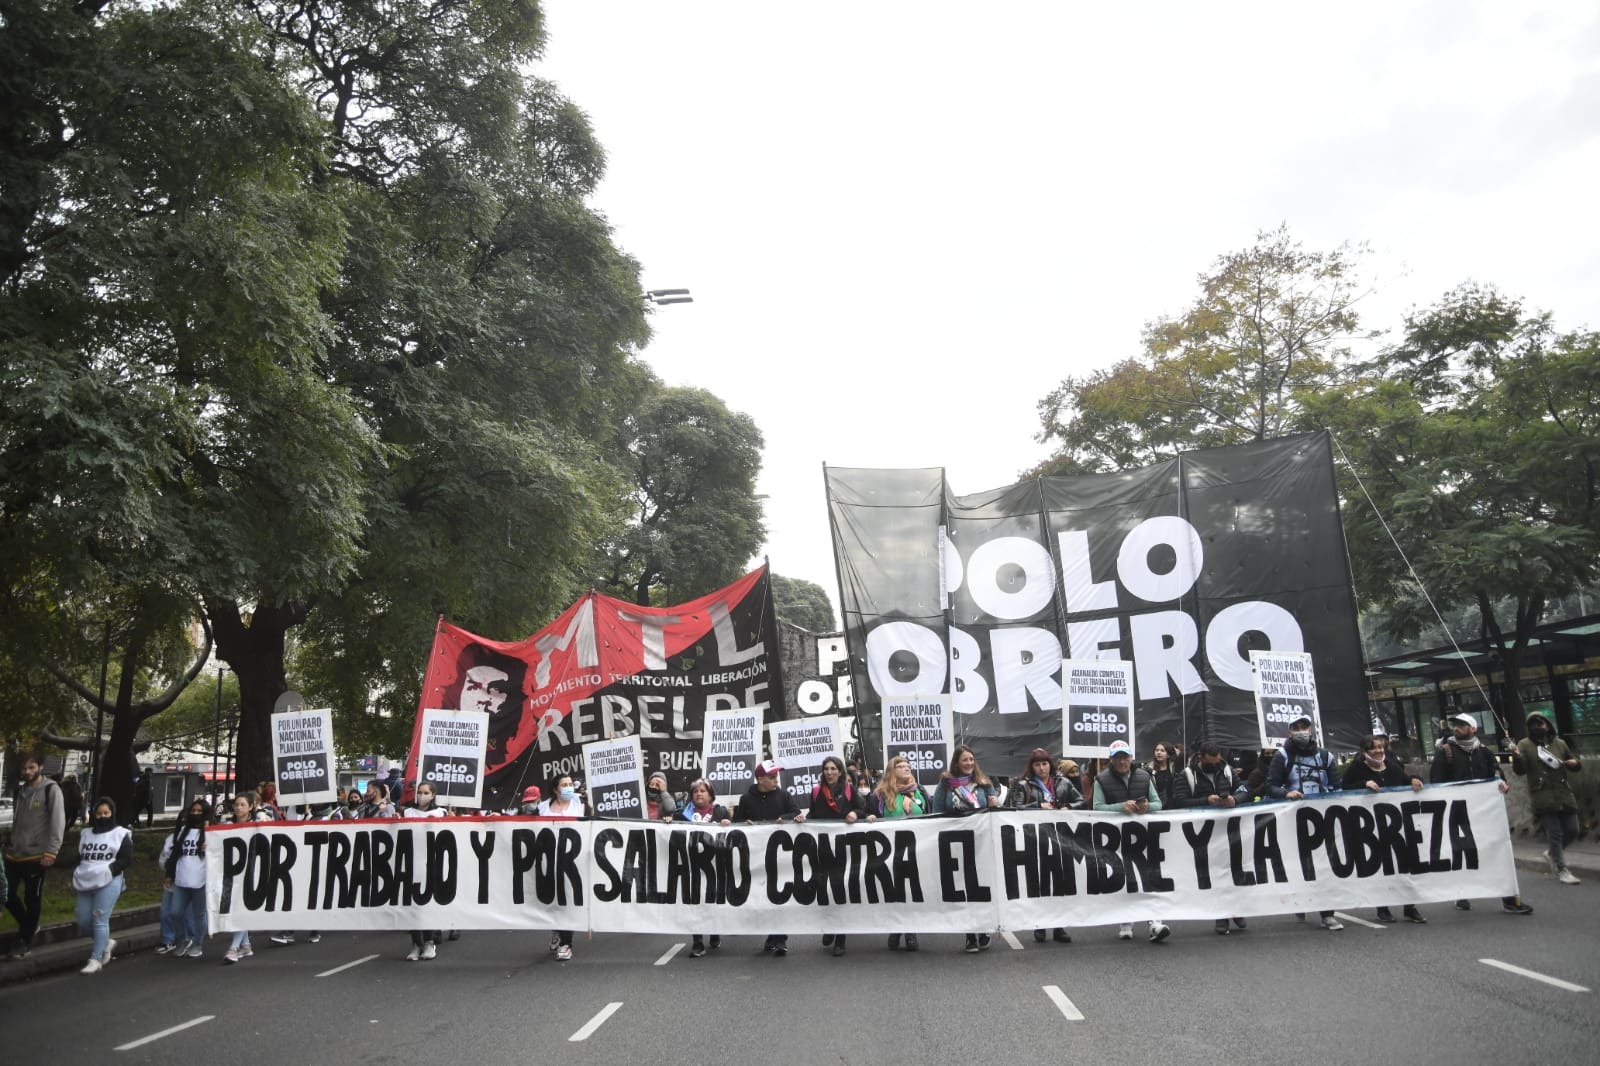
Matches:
[208,781,1518,933]
[406,566,781,810]
[825,433,1365,770]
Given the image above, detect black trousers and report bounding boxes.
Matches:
[3,858,46,944]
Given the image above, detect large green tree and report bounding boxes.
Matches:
[1303,285,1600,732]
[597,383,766,605]
[772,574,836,633]
[1032,225,1374,476]
[1,1,654,786]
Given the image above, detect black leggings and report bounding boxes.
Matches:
[410,929,441,947]
[3,858,46,944]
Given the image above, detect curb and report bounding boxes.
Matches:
[0,921,167,987]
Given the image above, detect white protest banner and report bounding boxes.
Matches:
[1062,660,1136,759]
[883,695,951,790]
[702,709,762,804]
[271,708,337,806]
[584,735,646,820]
[769,715,842,802]
[417,708,490,808]
[1251,650,1320,749]
[209,782,1519,935]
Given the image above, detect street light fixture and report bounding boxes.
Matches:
[644,288,693,306]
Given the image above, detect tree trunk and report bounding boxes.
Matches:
[209,599,300,797]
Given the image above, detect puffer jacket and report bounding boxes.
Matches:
[1512,736,1579,813]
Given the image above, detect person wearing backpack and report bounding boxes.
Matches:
[808,755,865,956]
[1170,742,1247,935]
[1011,747,1082,944]
[1266,714,1346,930]
[1512,712,1582,886]
[1430,712,1533,915]
[1092,740,1171,944]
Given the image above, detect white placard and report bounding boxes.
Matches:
[769,715,842,801]
[702,708,763,805]
[883,694,952,790]
[1252,650,1321,749]
[417,708,490,808]
[583,735,646,819]
[271,708,337,806]
[1062,659,1136,759]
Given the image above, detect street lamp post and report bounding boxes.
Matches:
[644,288,693,306]
[212,665,227,803]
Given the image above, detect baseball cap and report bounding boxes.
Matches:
[1448,713,1478,729]
[519,785,542,804]
[754,760,781,778]
[1108,741,1133,758]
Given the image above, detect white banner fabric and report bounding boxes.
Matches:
[208,782,1517,934]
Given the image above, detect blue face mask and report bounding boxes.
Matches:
[559,787,577,802]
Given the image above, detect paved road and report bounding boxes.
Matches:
[5,878,1592,1065]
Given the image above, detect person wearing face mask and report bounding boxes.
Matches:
[328,790,365,821]
[73,798,134,974]
[160,799,212,957]
[516,784,542,816]
[540,775,585,961]
[1431,712,1534,914]
[1266,715,1347,931]
[646,773,678,821]
[1171,742,1248,934]
[1341,735,1427,924]
[1512,713,1582,886]
[403,782,447,960]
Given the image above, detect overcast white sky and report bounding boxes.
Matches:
[535,1,1600,620]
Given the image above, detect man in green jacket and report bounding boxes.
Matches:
[1512,713,1583,885]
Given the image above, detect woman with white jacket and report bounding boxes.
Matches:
[74,797,134,974]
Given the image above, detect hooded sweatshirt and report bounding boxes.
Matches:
[5,774,66,862]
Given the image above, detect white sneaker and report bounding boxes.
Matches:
[1148,922,1171,943]
[556,944,573,961]
[224,948,243,963]
[270,933,295,945]
[81,958,103,975]
[185,945,203,958]
[308,933,322,943]
[1117,924,1133,940]
[101,938,117,964]
[1558,868,1581,885]
[172,939,191,957]
[1322,916,1345,931]
[405,945,421,961]
[154,943,175,956]
[420,942,437,960]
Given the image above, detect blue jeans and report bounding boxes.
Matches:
[1543,809,1580,870]
[230,929,251,951]
[172,884,207,943]
[75,874,125,961]
[159,887,179,945]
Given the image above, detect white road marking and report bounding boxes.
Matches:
[1043,985,1084,1021]
[569,1002,624,1042]
[1480,958,1591,992]
[316,953,381,977]
[654,943,684,966]
[1000,930,1024,950]
[1333,911,1388,930]
[115,1015,215,1051]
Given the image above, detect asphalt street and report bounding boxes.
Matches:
[4,876,1592,1066]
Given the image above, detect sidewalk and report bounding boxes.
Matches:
[0,904,164,987]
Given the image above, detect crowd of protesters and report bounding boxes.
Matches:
[1,710,1585,974]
